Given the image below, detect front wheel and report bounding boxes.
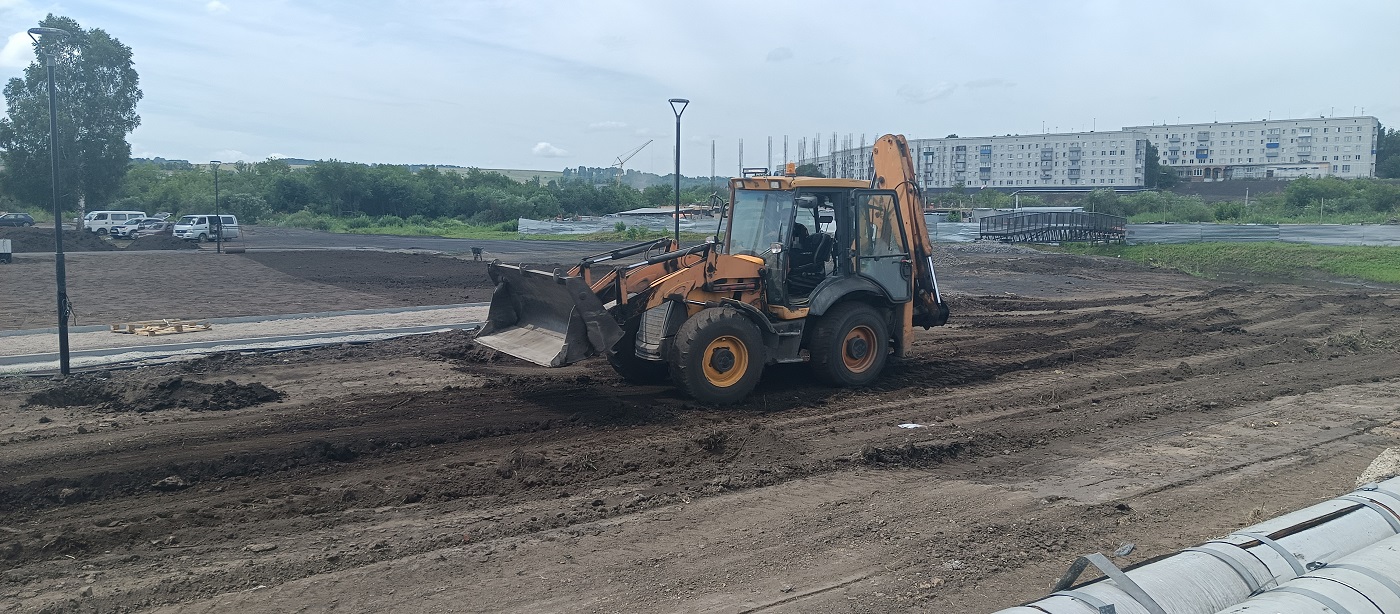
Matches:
[668,307,765,404]
[809,302,890,387]
[96,228,108,236]
[607,320,669,384]
[197,233,208,243]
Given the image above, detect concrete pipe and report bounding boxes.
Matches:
[992,478,1400,614]
[1213,533,1400,614]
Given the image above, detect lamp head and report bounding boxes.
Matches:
[669,98,689,117]
[27,27,70,44]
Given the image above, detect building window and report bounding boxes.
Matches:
[1343,164,1351,172]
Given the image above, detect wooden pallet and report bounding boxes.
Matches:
[110,319,213,336]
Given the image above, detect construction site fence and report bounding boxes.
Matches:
[518,217,1400,247]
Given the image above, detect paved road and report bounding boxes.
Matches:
[0,304,487,374]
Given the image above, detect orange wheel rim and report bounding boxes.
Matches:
[701,335,748,387]
[842,326,877,373]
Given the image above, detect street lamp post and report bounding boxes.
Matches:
[29,26,71,375]
[211,161,221,253]
[668,98,689,244]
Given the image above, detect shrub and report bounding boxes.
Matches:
[376,215,405,227]
[343,215,372,229]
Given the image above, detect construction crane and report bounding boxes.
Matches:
[612,140,652,186]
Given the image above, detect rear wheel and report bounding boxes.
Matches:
[607,320,669,384]
[668,307,765,404]
[809,302,890,387]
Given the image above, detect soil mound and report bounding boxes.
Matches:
[24,376,283,412]
[128,233,198,250]
[0,227,115,252]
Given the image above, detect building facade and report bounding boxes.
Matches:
[797,115,1379,190]
[802,132,1149,191]
[1124,116,1378,182]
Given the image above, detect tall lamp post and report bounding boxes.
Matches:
[210,161,221,253]
[29,26,71,375]
[668,98,689,244]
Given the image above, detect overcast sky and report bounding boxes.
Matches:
[1,0,1397,176]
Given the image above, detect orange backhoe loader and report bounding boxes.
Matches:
[474,134,949,404]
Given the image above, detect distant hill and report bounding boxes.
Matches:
[128,158,720,187]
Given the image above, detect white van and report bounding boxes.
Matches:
[83,210,148,235]
[173,214,240,242]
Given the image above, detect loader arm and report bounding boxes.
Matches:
[870,134,950,355]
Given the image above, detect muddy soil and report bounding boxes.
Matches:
[1,246,1400,613]
[0,251,509,331]
[0,228,116,252]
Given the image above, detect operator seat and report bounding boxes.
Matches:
[787,232,833,296]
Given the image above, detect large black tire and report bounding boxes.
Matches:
[809,302,890,387]
[607,320,669,384]
[668,307,765,404]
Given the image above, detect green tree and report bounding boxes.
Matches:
[0,15,142,213]
[1377,125,1400,179]
[1144,142,1180,188]
[794,163,825,177]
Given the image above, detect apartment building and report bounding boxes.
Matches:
[801,132,1148,190]
[1124,116,1378,181]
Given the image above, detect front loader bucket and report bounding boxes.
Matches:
[474,264,624,367]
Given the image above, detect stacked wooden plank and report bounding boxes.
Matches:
[109,319,213,336]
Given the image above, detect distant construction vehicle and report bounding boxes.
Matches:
[475,134,949,404]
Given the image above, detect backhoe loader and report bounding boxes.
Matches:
[474,134,949,404]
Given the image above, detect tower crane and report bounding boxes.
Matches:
[612,140,653,186]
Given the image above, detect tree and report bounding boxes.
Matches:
[1144,142,1179,189]
[794,163,824,178]
[1377,125,1400,179]
[0,15,142,213]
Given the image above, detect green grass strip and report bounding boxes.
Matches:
[1054,242,1400,285]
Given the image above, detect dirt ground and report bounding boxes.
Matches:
[0,250,498,331]
[3,245,1400,613]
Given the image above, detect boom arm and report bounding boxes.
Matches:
[870,135,950,353]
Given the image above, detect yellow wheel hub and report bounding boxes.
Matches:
[701,335,749,388]
[842,326,877,373]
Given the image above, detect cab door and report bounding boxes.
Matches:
[851,189,911,302]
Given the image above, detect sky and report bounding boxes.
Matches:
[1,0,1397,176]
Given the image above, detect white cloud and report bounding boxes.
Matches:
[766,47,792,62]
[587,120,627,131]
[206,1,230,15]
[0,31,33,69]
[531,142,568,157]
[896,82,957,104]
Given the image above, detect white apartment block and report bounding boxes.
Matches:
[1125,116,1377,182]
[801,132,1149,190]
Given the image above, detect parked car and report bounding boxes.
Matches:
[173,214,240,241]
[110,217,161,239]
[83,210,148,235]
[132,219,171,237]
[0,212,35,227]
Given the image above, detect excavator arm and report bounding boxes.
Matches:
[870,134,950,354]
